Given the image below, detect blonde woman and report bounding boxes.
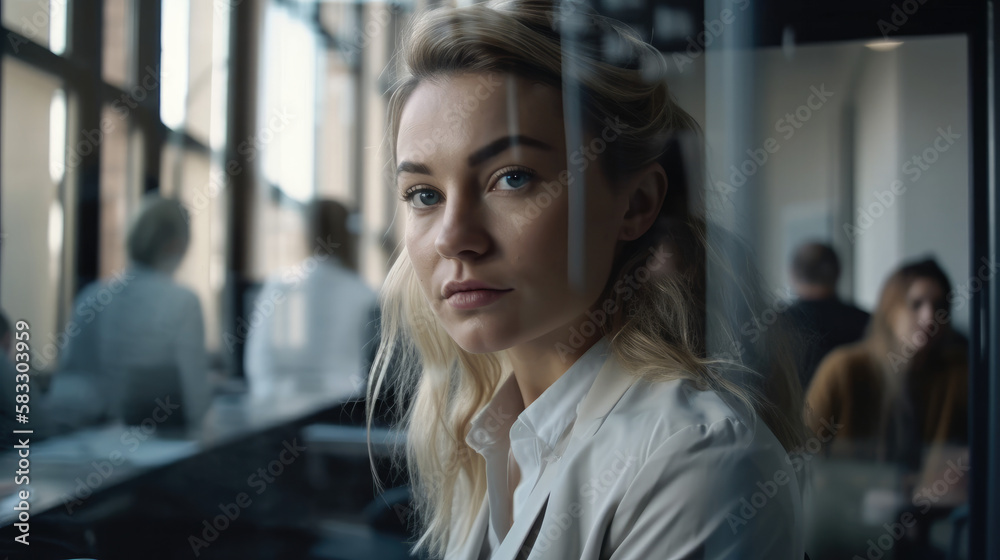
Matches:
[369,1,806,558]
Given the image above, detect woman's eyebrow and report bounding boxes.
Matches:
[396,160,432,179]
[467,135,553,167]
[395,135,552,179]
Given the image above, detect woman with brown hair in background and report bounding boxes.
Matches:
[806,258,968,497]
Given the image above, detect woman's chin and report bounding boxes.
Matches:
[452,335,510,355]
[446,325,517,355]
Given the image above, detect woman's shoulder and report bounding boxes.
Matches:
[820,340,872,369]
[809,341,878,391]
[577,374,802,554]
[594,375,778,465]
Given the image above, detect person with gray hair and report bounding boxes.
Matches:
[44,194,211,435]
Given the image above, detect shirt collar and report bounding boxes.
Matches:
[464,336,613,457]
[466,374,522,456]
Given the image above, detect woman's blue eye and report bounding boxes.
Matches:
[497,171,532,190]
[406,189,441,208]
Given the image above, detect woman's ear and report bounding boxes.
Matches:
[619,162,668,241]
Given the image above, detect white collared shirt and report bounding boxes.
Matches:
[465,337,612,555]
[244,257,378,401]
[445,337,805,560]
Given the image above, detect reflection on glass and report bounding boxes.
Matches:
[160,0,190,130]
[48,88,66,183]
[48,0,66,55]
[714,35,972,560]
[0,2,980,559]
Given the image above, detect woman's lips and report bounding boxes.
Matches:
[446,289,513,310]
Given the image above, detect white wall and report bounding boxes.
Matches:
[751,42,863,294]
[898,36,969,332]
[852,48,903,313]
[851,35,969,331]
[673,36,970,333]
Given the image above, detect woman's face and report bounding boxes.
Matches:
[396,73,631,354]
[891,277,948,350]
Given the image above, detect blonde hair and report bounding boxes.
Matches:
[368,0,806,555]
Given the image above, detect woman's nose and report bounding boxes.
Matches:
[917,304,936,329]
[434,195,492,261]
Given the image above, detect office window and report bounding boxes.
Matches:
[0,56,68,373]
[99,104,141,277]
[102,0,133,87]
[2,0,68,55]
[170,149,222,351]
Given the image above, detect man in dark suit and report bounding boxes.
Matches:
[784,242,870,390]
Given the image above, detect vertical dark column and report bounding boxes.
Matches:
[352,2,370,264]
[135,0,162,193]
[69,0,104,292]
[224,0,261,378]
[351,2,364,218]
[969,3,994,558]
[703,0,758,358]
[0,15,4,298]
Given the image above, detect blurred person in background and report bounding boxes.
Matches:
[805,258,968,559]
[784,241,870,389]
[44,194,211,435]
[243,199,378,403]
[806,257,967,470]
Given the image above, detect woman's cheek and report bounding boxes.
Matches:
[405,228,435,281]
